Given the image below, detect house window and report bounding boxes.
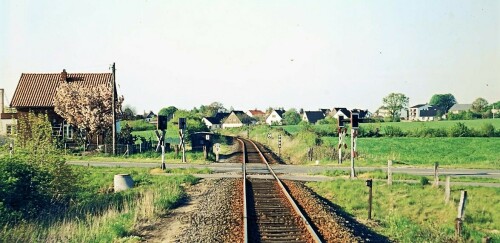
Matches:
[64,124,73,139]
[272,115,276,118]
[6,124,16,135]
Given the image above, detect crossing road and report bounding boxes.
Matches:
[68,161,500,179]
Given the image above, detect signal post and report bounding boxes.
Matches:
[350,113,359,178]
[156,115,167,170]
[278,134,282,157]
[179,118,187,163]
[337,116,347,164]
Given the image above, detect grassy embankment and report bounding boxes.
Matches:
[0,166,200,242]
[307,179,500,242]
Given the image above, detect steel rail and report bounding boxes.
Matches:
[239,138,322,243]
[239,138,249,243]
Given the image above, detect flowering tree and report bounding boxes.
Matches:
[54,82,123,143]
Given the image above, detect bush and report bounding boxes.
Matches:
[407,126,447,137]
[449,122,471,137]
[419,177,429,186]
[480,123,495,137]
[383,126,405,137]
[0,112,83,225]
[358,125,380,137]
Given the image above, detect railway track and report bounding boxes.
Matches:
[238,138,322,243]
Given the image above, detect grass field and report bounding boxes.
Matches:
[317,137,500,168]
[317,169,500,183]
[66,150,213,164]
[220,124,500,168]
[282,118,500,135]
[307,179,500,242]
[132,129,180,144]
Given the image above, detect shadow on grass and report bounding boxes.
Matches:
[305,185,392,242]
[219,151,243,163]
[253,141,285,164]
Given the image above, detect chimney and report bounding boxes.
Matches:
[0,88,4,114]
[61,69,67,81]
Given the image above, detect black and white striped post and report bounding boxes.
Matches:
[337,115,346,164]
[350,113,359,179]
[278,134,282,157]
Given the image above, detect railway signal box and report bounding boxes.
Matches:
[351,113,359,129]
[178,118,187,130]
[157,115,167,130]
[338,115,345,128]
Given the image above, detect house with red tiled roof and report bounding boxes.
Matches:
[246,109,265,118]
[10,69,115,140]
[246,109,266,124]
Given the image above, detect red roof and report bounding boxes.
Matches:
[248,109,265,116]
[11,72,112,108]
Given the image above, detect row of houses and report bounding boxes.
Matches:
[374,103,475,122]
[201,107,371,130]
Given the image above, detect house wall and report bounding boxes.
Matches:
[0,117,16,136]
[223,113,243,128]
[202,118,223,130]
[266,111,282,125]
[409,108,417,120]
[333,111,348,120]
[301,113,308,122]
[202,118,213,129]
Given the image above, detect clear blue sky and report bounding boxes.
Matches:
[1,0,499,114]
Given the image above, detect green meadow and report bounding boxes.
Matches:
[319,137,500,168]
[307,179,500,242]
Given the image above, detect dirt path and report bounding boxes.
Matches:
[138,179,211,242]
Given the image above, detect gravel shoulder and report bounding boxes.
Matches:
[283,180,392,243]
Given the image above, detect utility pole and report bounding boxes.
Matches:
[111,63,116,155]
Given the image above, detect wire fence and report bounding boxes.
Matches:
[64,141,168,156]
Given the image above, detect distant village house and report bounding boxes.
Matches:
[266,109,286,125]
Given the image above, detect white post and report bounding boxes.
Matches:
[161,145,166,170]
[9,142,13,158]
[457,191,467,219]
[433,162,439,187]
[445,176,451,204]
[350,129,356,178]
[180,130,186,163]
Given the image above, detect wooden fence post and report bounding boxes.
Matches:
[387,160,393,185]
[455,190,467,237]
[433,162,439,187]
[445,176,451,204]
